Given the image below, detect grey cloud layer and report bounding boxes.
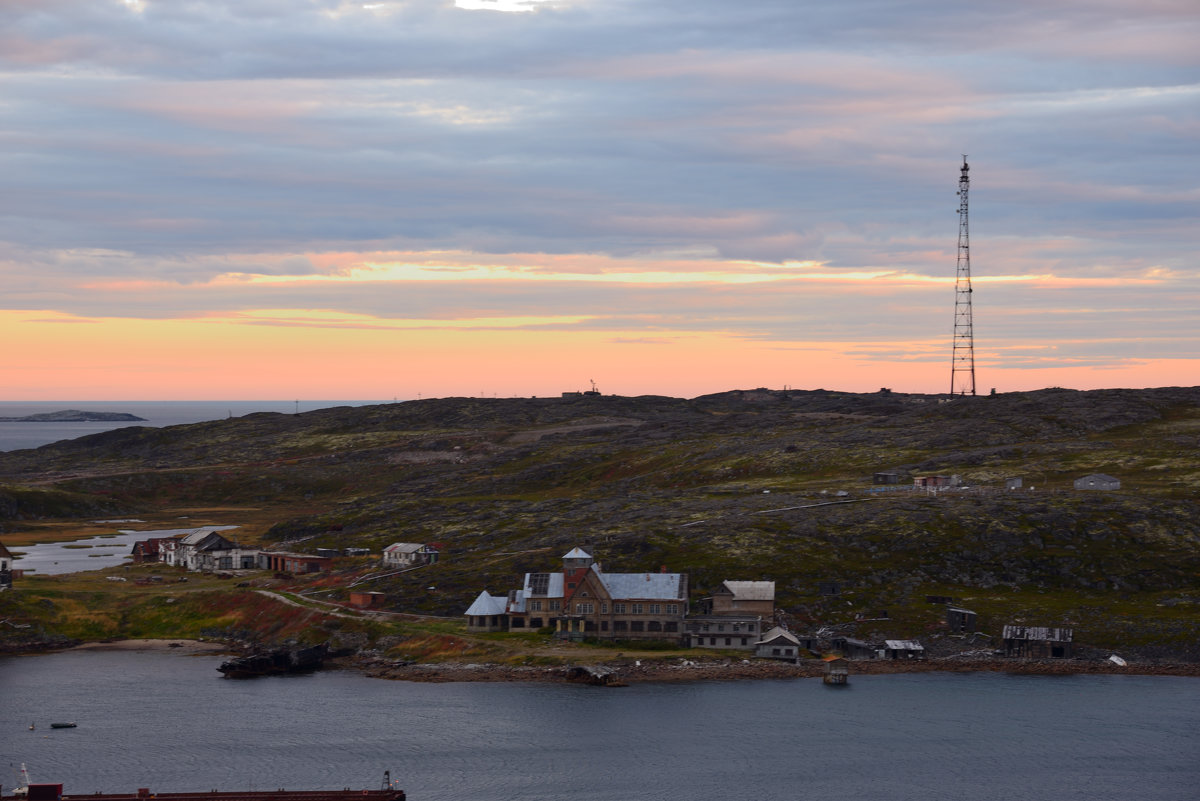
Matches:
[0,0,1197,360]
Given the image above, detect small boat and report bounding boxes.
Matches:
[49,722,76,729]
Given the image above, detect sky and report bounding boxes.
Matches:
[1,0,1197,400]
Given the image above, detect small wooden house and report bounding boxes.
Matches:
[873,472,904,485]
[382,542,440,568]
[830,636,875,660]
[822,655,848,685]
[1002,625,1073,658]
[349,591,387,609]
[755,627,809,660]
[946,607,978,632]
[883,639,925,660]
[258,551,331,574]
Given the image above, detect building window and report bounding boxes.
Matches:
[577,602,594,614]
[601,621,609,631]
[567,583,576,589]
[580,591,588,597]
[550,600,561,612]
[601,603,608,614]
[631,621,645,632]
[741,638,747,646]
[649,604,661,614]
[530,617,543,628]
[530,600,542,612]
[748,623,755,632]
[613,603,626,614]
[648,621,662,632]
[510,618,526,628]
[665,622,678,633]
[667,604,678,615]
[732,623,740,632]
[614,620,628,631]
[710,637,717,645]
[725,638,731,646]
[702,623,710,632]
[718,624,725,632]
[632,603,643,614]
[772,648,781,656]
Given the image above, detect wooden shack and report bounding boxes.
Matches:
[349,591,387,609]
[830,636,875,660]
[822,655,848,685]
[883,639,925,660]
[946,607,978,632]
[1002,625,1073,658]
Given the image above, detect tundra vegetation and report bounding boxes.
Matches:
[1,387,1198,665]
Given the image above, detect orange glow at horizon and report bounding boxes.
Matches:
[1,310,1191,401]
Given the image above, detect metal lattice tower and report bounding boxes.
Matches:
[950,157,976,396]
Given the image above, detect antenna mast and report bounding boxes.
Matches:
[950,157,976,396]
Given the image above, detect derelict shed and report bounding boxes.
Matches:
[830,637,875,660]
[1074,473,1120,491]
[883,640,926,660]
[946,607,978,632]
[1002,625,1074,658]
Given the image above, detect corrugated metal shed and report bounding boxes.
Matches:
[1002,625,1073,642]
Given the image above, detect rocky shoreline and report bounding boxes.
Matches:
[356,654,1200,684]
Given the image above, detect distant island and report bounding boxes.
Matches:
[0,410,147,423]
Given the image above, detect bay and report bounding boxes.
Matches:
[2,650,1198,801]
[0,401,384,453]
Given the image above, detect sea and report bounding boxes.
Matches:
[1,649,1198,801]
[0,401,386,453]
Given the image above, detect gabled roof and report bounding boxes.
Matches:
[464,590,509,617]
[756,626,801,646]
[0,541,12,560]
[720,580,775,601]
[384,542,426,554]
[597,571,685,601]
[563,547,592,560]
[1079,473,1119,481]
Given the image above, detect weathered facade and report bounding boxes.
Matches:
[755,627,810,660]
[687,580,775,650]
[382,542,440,568]
[946,606,978,633]
[0,540,13,589]
[1002,625,1073,658]
[831,636,875,660]
[465,547,688,643]
[883,639,925,660]
[259,551,332,574]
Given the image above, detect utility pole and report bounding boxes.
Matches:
[950,157,976,396]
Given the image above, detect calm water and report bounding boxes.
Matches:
[0,401,383,452]
[11,527,238,575]
[1,651,1197,801]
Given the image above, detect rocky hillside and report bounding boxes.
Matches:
[2,386,1198,656]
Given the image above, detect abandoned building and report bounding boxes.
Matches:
[1074,473,1120,491]
[883,640,926,659]
[0,540,13,589]
[831,636,876,660]
[1002,625,1074,658]
[687,580,775,650]
[946,607,978,633]
[465,547,689,643]
[755,627,809,660]
[258,551,332,574]
[381,542,440,568]
[873,472,904,485]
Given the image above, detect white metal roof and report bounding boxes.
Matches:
[383,542,425,554]
[562,547,592,560]
[721,580,775,601]
[884,640,925,650]
[597,571,685,601]
[756,626,801,646]
[464,590,509,617]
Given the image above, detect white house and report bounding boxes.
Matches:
[382,542,440,568]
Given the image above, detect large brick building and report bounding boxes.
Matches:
[465,547,689,643]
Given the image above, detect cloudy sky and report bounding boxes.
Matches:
[1,0,1196,400]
